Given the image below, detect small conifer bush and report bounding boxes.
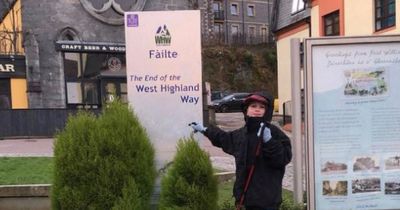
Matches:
[159,137,218,210]
[52,101,156,210]
[111,178,142,210]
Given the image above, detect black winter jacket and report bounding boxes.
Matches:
[204,122,292,209]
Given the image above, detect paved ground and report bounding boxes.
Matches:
[0,112,300,191]
[0,138,53,157]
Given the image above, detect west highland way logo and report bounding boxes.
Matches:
[155,25,171,46]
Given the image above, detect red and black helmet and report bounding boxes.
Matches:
[243,94,268,106]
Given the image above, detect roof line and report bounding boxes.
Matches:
[0,0,17,23]
[271,0,280,32]
[273,17,310,35]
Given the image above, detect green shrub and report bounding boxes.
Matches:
[52,101,156,210]
[263,49,277,73]
[243,51,254,67]
[219,199,235,210]
[280,190,306,210]
[216,180,306,210]
[159,137,218,210]
[112,178,142,210]
[202,45,277,95]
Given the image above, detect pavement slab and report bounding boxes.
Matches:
[0,139,53,157]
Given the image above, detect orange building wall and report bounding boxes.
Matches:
[275,21,309,41]
[0,0,24,54]
[10,78,28,109]
[313,0,345,36]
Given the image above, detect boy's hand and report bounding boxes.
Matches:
[189,122,207,133]
[263,127,272,143]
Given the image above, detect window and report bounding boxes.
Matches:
[247,5,255,16]
[375,0,395,31]
[214,23,223,34]
[59,28,80,41]
[120,83,128,103]
[213,2,222,12]
[231,25,240,43]
[63,52,126,107]
[292,0,305,14]
[214,23,224,42]
[248,26,256,44]
[261,27,268,42]
[104,82,117,102]
[248,26,256,37]
[231,3,239,15]
[324,11,340,36]
[64,52,99,105]
[213,2,224,20]
[0,79,11,109]
[66,82,83,104]
[64,34,75,41]
[64,53,82,79]
[83,82,98,104]
[231,25,239,35]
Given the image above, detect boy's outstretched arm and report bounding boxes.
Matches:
[189,122,237,156]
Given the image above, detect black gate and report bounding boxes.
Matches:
[0,109,101,138]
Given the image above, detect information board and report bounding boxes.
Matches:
[305,36,400,210]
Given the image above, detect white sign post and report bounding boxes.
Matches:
[124,11,202,169]
[305,35,400,210]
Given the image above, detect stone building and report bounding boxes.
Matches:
[209,0,274,45]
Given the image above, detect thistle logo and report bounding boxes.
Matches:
[155,25,171,46]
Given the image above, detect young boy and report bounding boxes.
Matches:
[190,92,292,210]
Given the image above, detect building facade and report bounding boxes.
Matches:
[273,0,399,114]
[0,0,25,109]
[0,0,201,109]
[209,0,274,45]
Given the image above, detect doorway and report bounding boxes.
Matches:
[0,79,11,109]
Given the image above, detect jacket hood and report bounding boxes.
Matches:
[242,91,274,122]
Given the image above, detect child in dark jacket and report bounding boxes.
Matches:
[190,92,292,210]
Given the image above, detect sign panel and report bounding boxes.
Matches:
[55,41,126,53]
[305,36,400,210]
[125,11,202,168]
[0,55,26,78]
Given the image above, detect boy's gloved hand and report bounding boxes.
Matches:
[263,127,272,143]
[189,122,207,133]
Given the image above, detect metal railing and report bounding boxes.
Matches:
[203,33,272,46]
[213,10,225,20]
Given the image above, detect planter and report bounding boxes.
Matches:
[0,184,50,210]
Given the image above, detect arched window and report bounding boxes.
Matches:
[64,34,74,41]
[57,27,80,41]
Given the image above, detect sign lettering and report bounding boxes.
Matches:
[0,64,15,72]
[56,42,126,53]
